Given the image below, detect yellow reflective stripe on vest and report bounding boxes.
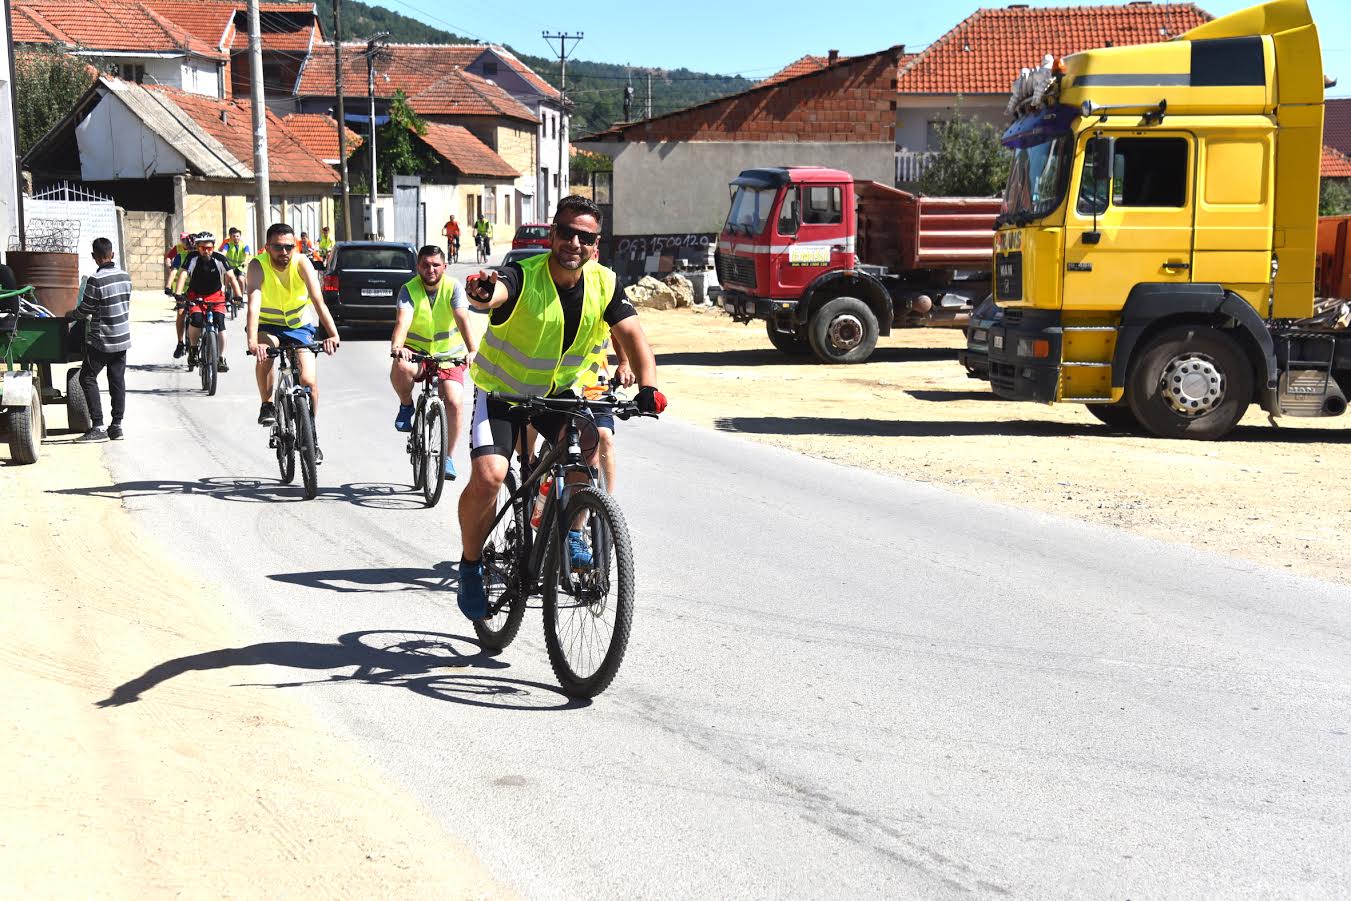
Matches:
[256,253,309,329]
[403,275,466,356]
[479,329,562,371]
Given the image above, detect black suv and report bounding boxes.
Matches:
[321,241,416,326]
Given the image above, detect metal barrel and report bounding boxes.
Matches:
[6,252,81,317]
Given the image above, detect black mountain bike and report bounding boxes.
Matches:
[397,350,465,507]
[253,342,326,500]
[474,386,656,698]
[179,297,223,396]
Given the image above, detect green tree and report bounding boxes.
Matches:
[1319,178,1351,216]
[918,111,1010,197]
[375,90,433,190]
[14,45,99,155]
[569,148,610,187]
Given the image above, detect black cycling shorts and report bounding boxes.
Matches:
[188,310,226,330]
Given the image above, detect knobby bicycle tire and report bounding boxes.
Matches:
[474,470,527,651]
[542,486,634,698]
[410,401,425,491]
[294,399,318,500]
[201,331,218,396]
[422,398,447,507]
[275,386,296,485]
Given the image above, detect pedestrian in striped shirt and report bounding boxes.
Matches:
[75,237,132,442]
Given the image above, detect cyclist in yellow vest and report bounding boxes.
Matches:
[245,222,342,461]
[455,195,666,621]
[390,245,478,480]
[223,227,251,314]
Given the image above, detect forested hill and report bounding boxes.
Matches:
[315,1,754,135]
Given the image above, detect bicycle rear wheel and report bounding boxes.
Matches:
[474,470,527,651]
[409,403,425,491]
[542,486,634,697]
[422,397,447,507]
[201,331,218,396]
[275,392,295,484]
[294,399,318,500]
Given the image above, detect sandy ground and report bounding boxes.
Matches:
[641,306,1351,585]
[1,298,504,898]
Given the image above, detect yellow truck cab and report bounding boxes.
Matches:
[988,0,1345,439]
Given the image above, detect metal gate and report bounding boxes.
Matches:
[25,181,122,279]
[393,175,422,247]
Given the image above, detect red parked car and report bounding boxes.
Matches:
[511,223,551,250]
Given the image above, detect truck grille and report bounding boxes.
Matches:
[715,250,756,290]
[989,361,1017,395]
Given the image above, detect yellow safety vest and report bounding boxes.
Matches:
[404,275,467,357]
[471,252,614,396]
[256,253,311,329]
[224,240,250,269]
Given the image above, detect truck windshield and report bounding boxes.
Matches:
[1000,134,1073,225]
[724,186,775,237]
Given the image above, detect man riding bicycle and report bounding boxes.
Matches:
[223,227,251,311]
[390,245,478,479]
[442,214,461,261]
[456,195,667,621]
[473,213,492,258]
[166,230,192,358]
[174,232,241,372]
[245,223,341,462]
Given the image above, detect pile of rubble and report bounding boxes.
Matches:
[623,273,694,310]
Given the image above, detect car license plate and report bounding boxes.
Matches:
[993,334,1004,350]
[361,288,393,297]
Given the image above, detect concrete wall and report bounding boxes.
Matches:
[121,209,171,289]
[592,141,895,235]
[894,95,1007,152]
[179,180,334,253]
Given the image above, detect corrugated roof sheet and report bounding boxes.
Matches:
[897,3,1212,94]
[418,122,520,179]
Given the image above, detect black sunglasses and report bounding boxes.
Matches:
[554,224,600,246]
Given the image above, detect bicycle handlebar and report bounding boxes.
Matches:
[390,350,467,366]
[247,342,328,357]
[489,389,657,421]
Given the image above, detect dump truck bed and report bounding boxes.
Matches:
[854,181,1000,272]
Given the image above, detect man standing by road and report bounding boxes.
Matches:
[455,195,666,620]
[441,214,461,262]
[389,245,477,479]
[75,237,132,443]
[245,223,341,462]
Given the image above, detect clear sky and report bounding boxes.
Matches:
[373,0,1350,99]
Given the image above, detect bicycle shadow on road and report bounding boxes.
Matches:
[95,629,588,712]
[269,559,460,594]
[49,475,426,508]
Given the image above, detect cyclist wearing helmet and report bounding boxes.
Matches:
[167,230,192,358]
[173,232,240,371]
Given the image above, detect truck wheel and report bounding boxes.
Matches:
[765,320,812,355]
[66,367,92,433]
[808,297,879,364]
[8,389,43,464]
[1086,402,1140,432]
[1126,325,1253,440]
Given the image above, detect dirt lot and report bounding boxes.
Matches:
[641,306,1351,585]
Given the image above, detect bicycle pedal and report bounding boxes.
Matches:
[268,435,278,448]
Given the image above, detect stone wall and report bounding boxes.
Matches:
[120,209,170,290]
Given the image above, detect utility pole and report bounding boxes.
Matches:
[646,71,652,119]
[247,0,270,245]
[333,0,352,240]
[364,32,388,238]
[542,31,582,208]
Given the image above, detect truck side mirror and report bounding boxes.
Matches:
[1083,136,1112,244]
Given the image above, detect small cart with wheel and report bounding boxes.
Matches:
[0,286,90,464]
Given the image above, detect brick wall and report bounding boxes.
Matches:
[120,209,171,290]
[604,47,901,145]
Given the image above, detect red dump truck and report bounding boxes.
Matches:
[714,166,999,363]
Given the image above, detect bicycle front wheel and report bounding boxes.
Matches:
[542,486,634,697]
[294,400,318,500]
[201,331,218,396]
[422,398,447,507]
[474,470,527,651]
[409,404,425,491]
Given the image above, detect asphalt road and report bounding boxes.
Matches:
[85,295,1351,898]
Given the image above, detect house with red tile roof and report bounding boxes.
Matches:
[24,76,339,288]
[1323,145,1351,180]
[282,113,363,166]
[298,42,565,232]
[893,3,1211,181]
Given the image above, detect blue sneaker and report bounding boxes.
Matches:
[568,529,593,570]
[443,456,457,480]
[457,559,487,620]
[394,403,414,432]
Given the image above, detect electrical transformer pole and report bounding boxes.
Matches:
[543,31,582,208]
[247,0,270,244]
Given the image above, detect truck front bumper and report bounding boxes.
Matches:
[987,308,1063,403]
[721,291,797,323]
